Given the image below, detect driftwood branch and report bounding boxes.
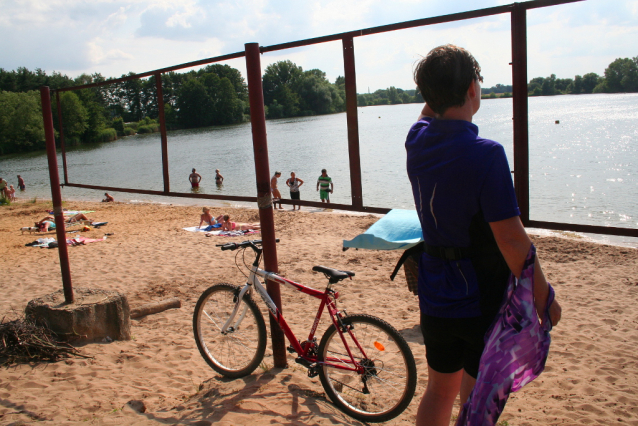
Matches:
[130,298,181,319]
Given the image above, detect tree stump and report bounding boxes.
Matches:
[25,288,131,342]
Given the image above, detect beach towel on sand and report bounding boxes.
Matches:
[206,230,260,237]
[342,209,422,251]
[456,244,554,426]
[183,224,222,232]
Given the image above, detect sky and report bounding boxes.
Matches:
[1,0,637,91]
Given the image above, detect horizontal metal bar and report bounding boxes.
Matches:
[54,1,584,92]
[61,183,390,214]
[54,51,246,93]
[527,220,638,238]
[260,0,583,53]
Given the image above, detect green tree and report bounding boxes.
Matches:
[582,73,600,94]
[53,91,88,144]
[571,75,583,94]
[263,60,303,117]
[604,57,638,92]
[0,91,45,154]
[176,78,213,128]
[541,74,556,96]
[297,70,334,115]
[555,78,573,94]
[197,64,248,102]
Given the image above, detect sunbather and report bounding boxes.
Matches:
[220,214,261,231]
[36,213,91,232]
[199,207,223,228]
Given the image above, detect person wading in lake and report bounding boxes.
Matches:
[189,168,202,189]
[17,175,25,191]
[406,44,562,426]
[215,169,224,186]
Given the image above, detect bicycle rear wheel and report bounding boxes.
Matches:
[318,314,417,423]
[193,283,267,378]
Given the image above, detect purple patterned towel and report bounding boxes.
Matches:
[456,244,554,425]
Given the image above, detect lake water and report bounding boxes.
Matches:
[1,93,636,247]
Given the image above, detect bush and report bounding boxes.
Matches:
[97,128,117,142]
[137,124,159,134]
[123,127,136,136]
[126,122,139,131]
[112,117,125,135]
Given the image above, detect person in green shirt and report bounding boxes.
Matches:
[316,169,333,203]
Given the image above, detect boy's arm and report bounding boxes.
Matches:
[418,103,436,120]
[489,216,562,327]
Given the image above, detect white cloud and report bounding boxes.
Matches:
[1,0,637,91]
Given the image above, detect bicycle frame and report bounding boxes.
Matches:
[221,246,367,373]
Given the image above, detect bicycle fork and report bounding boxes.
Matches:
[220,284,252,334]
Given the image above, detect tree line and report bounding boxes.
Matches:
[1,54,637,156]
[481,55,638,97]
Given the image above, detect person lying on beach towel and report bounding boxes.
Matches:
[66,235,107,246]
[35,213,92,232]
[199,207,223,229]
[220,214,261,232]
[205,229,260,237]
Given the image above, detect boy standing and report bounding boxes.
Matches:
[316,169,333,203]
[406,45,561,425]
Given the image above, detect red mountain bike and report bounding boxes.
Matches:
[193,239,417,422]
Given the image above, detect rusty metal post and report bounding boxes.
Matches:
[40,87,74,303]
[342,37,364,209]
[155,73,170,193]
[511,4,530,225]
[245,42,287,368]
[55,91,69,185]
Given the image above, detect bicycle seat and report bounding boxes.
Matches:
[313,266,355,284]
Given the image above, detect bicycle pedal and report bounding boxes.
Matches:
[307,365,319,378]
[287,346,297,354]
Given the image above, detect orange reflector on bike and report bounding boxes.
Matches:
[374,341,385,351]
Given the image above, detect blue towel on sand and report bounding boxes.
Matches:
[343,209,423,251]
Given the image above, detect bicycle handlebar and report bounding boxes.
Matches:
[216,239,280,251]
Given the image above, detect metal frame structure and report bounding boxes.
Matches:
[41,0,636,365]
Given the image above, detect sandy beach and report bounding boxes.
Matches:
[1,199,637,425]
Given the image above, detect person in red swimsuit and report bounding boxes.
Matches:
[189,168,202,188]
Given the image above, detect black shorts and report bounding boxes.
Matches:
[420,312,492,378]
[290,191,300,200]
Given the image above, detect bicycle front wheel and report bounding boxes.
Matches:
[318,314,417,423]
[193,283,267,378]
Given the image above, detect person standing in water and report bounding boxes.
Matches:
[189,168,202,188]
[215,169,224,185]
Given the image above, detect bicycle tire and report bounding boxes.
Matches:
[317,314,417,423]
[193,283,267,378]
